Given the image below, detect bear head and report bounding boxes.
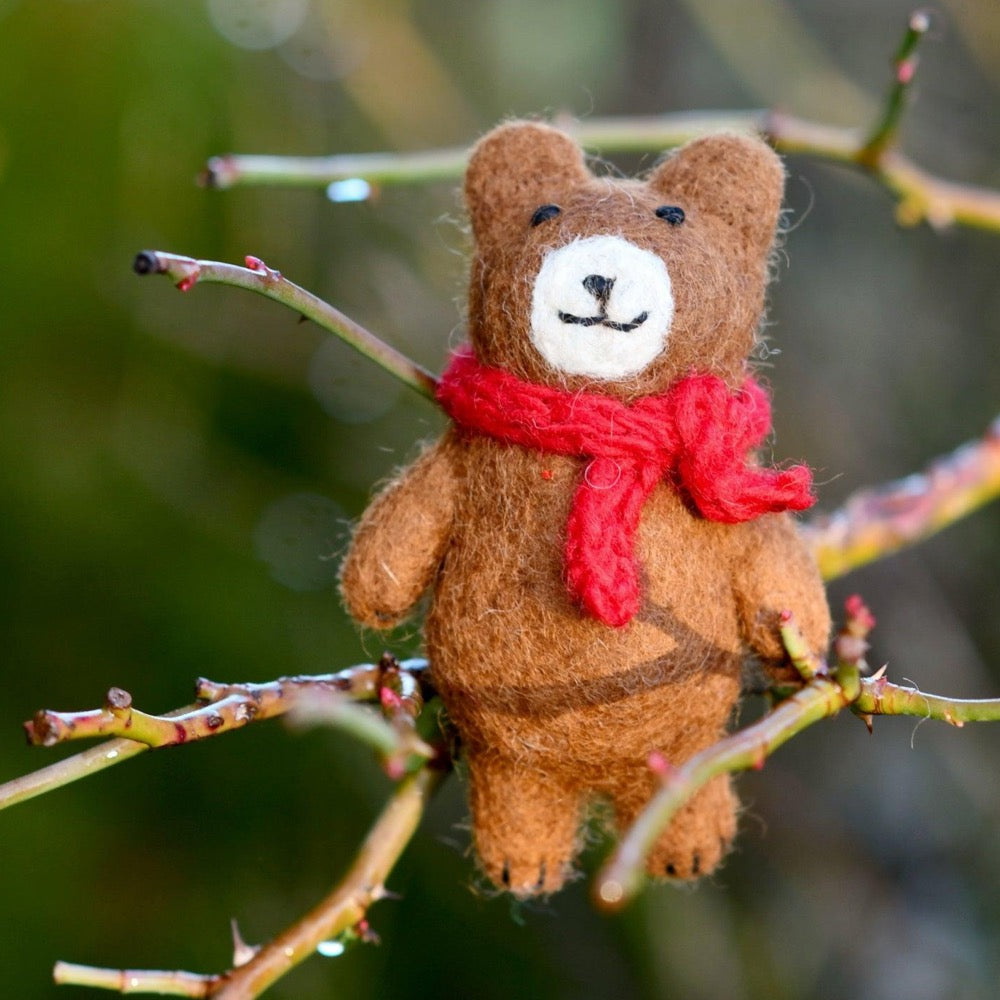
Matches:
[463,121,786,400]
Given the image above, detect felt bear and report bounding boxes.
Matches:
[340,121,831,897]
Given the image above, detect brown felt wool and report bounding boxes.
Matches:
[340,121,831,898]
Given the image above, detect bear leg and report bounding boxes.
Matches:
[466,753,582,897]
[614,772,738,881]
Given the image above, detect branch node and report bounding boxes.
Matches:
[132,250,163,275]
[244,255,281,280]
[105,687,133,713]
[199,155,238,189]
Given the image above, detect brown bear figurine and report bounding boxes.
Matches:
[340,120,831,897]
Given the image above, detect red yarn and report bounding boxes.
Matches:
[436,347,815,628]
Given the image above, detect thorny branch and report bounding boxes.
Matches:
[200,15,998,233]
[26,656,447,998]
[52,766,443,999]
[596,595,1000,909]
[132,252,437,400]
[0,654,430,810]
[199,110,1000,231]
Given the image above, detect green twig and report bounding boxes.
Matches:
[214,765,442,1000]
[858,10,932,167]
[288,692,434,769]
[596,595,1000,910]
[595,673,855,909]
[197,105,1000,232]
[0,734,156,813]
[778,611,828,680]
[132,251,437,400]
[52,767,444,998]
[854,678,1000,727]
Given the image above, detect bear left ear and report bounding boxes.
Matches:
[464,120,590,247]
[648,133,785,258]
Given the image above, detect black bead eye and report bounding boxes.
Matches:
[655,205,686,225]
[530,204,561,227]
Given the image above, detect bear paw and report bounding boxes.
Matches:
[467,755,582,897]
[477,847,570,899]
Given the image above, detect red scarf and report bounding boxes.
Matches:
[436,347,814,628]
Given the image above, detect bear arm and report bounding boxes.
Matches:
[730,513,831,669]
[339,434,460,629]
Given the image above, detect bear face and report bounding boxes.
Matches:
[464,122,786,399]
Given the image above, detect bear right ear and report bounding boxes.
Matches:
[647,132,785,261]
[464,121,589,247]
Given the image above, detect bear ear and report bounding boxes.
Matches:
[648,133,785,258]
[464,121,590,246]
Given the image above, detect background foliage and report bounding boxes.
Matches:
[1,1,999,997]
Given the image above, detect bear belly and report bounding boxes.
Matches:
[424,438,744,771]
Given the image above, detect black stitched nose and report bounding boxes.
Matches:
[583,273,614,307]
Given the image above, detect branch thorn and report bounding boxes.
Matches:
[230,919,260,967]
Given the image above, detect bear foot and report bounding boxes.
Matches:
[467,754,582,897]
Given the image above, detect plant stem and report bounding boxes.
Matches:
[53,964,217,997]
[858,10,932,167]
[4,661,431,813]
[133,251,437,400]
[50,766,443,998]
[594,673,855,910]
[197,108,1000,232]
[778,612,827,680]
[0,735,154,812]
[854,678,1000,726]
[803,416,1000,580]
[215,766,442,999]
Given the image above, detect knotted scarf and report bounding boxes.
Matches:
[436,346,814,628]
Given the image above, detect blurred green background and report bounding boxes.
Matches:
[1,1,999,997]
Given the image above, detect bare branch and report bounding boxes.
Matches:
[778,611,828,680]
[53,963,218,997]
[2,659,431,813]
[854,678,1000,728]
[52,766,443,998]
[803,416,1000,580]
[0,734,155,813]
[198,106,1000,233]
[596,596,1000,910]
[132,251,437,400]
[213,765,442,999]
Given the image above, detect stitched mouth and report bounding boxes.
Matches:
[557,310,649,333]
